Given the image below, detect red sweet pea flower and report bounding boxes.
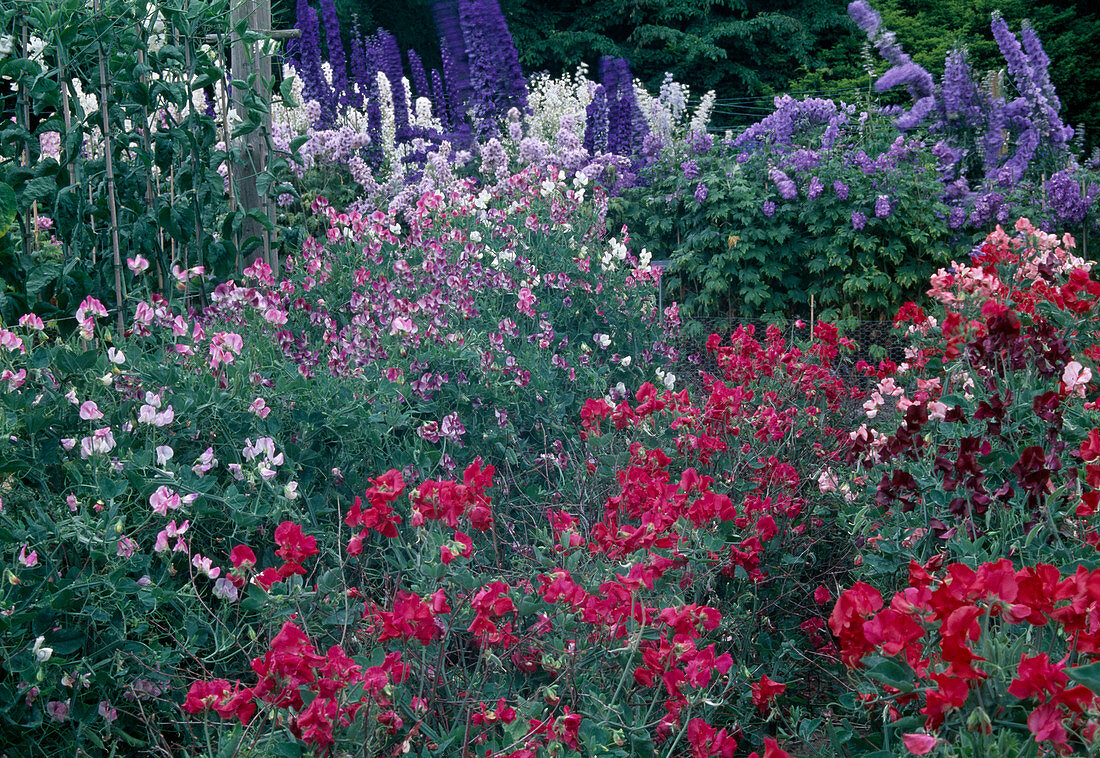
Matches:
[274,521,318,564]
[686,717,736,758]
[1080,429,1100,462]
[296,696,338,748]
[747,737,794,758]
[182,679,231,714]
[230,545,256,569]
[1009,653,1068,702]
[751,674,786,711]
[1027,702,1069,746]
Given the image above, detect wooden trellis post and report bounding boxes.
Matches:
[228,0,298,271]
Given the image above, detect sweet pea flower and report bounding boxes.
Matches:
[191,553,220,579]
[149,486,181,516]
[212,577,238,601]
[79,401,103,421]
[248,397,271,418]
[1063,360,1092,397]
[18,545,38,568]
[18,313,44,331]
[116,535,138,558]
[155,446,174,466]
[2,368,26,391]
[46,701,68,722]
[97,701,117,723]
[126,255,150,274]
[106,347,125,365]
[79,427,116,458]
[192,447,217,477]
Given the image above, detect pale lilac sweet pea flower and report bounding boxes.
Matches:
[46,701,69,722]
[149,486,181,516]
[79,401,103,421]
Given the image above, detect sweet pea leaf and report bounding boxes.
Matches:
[863,655,916,692]
[1067,662,1100,694]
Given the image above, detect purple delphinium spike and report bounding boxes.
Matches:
[407,49,430,100]
[290,0,334,127]
[848,1,934,130]
[601,57,628,155]
[1021,21,1073,144]
[432,0,473,130]
[937,47,985,132]
[584,84,609,155]
[459,0,527,135]
[733,95,850,150]
[1000,97,1038,183]
[768,167,798,200]
[318,0,348,107]
[1046,169,1099,226]
[347,20,368,108]
[484,0,527,114]
[847,0,881,36]
[374,29,409,135]
[459,0,495,133]
[597,57,646,157]
[430,68,450,130]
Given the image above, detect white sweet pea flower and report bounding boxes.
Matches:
[32,636,53,663]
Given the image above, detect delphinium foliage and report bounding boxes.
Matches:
[613,0,1100,325]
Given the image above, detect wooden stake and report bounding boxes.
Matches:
[95,0,125,334]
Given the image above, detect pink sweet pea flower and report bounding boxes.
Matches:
[18,544,38,568]
[79,401,103,420]
[902,733,938,755]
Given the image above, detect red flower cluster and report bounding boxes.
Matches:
[184,621,407,749]
[410,459,495,531]
[833,559,1100,750]
[345,469,404,554]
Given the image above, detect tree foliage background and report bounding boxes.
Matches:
[278,0,1099,149]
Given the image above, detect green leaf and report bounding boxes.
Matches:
[24,262,60,301]
[1067,662,1100,694]
[863,655,916,693]
[20,176,56,207]
[0,182,15,237]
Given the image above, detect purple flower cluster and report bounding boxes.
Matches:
[874,194,891,218]
[319,0,347,106]
[681,160,700,181]
[584,84,609,155]
[768,167,798,200]
[587,57,648,159]
[1046,170,1099,226]
[936,48,984,133]
[848,1,934,131]
[690,130,714,155]
[458,0,528,136]
[288,0,334,127]
[733,95,851,150]
[851,210,867,230]
[694,182,708,203]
